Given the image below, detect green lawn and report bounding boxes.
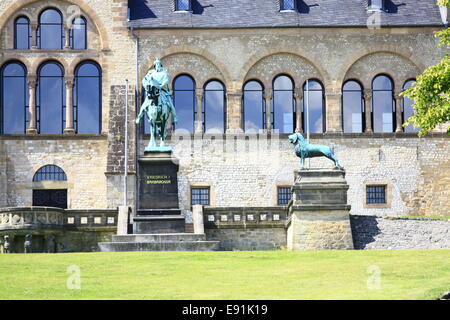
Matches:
[0,250,449,300]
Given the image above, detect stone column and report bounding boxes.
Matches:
[294,88,303,133]
[64,27,70,49]
[264,89,273,132]
[363,89,373,133]
[31,23,38,49]
[195,90,203,134]
[64,77,75,134]
[394,93,403,132]
[325,91,343,133]
[192,205,205,235]
[226,91,243,133]
[26,76,38,134]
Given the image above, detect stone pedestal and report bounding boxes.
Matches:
[134,151,185,234]
[287,169,354,250]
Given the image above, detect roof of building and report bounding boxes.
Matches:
[128,0,445,29]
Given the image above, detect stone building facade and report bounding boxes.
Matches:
[0,0,449,252]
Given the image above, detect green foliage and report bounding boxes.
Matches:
[401,1,450,136]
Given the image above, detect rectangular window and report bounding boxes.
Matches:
[191,187,210,206]
[366,185,386,204]
[369,0,383,11]
[281,0,296,11]
[176,0,191,11]
[277,187,292,205]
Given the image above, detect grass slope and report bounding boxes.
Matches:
[0,250,449,300]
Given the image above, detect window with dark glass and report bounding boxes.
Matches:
[38,8,64,49]
[342,80,364,133]
[173,75,195,133]
[204,80,226,133]
[74,61,101,134]
[175,0,191,11]
[1,62,28,134]
[281,0,296,11]
[403,80,419,133]
[366,185,386,204]
[14,16,31,49]
[191,187,210,206]
[303,80,325,133]
[70,17,87,50]
[32,165,67,209]
[33,165,67,181]
[243,80,265,132]
[277,187,292,205]
[37,62,65,134]
[372,75,394,133]
[273,75,295,133]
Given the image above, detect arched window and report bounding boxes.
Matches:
[372,75,394,133]
[38,8,64,49]
[37,62,65,134]
[303,80,325,133]
[1,62,28,134]
[342,80,364,133]
[273,75,295,133]
[70,17,87,50]
[173,75,195,133]
[32,165,67,209]
[243,80,265,132]
[33,165,67,181]
[203,80,226,133]
[403,79,418,133]
[74,61,101,134]
[14,16,31,49]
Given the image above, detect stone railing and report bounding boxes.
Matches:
[203,207,287,229]
[0,207,118,231]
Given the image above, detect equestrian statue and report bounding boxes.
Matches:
[288,132,343,169]
[136,58,178,151]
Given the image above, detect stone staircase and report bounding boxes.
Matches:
[98,233,220,252]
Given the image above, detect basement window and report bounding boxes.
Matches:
[277,186,292,205]
[175,0,191,12]
[368,0,384,12]
[366,185,386,204]
[280,0,296,11]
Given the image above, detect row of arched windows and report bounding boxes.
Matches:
[342,76,417,133]
[158,74,416,134]
[0,60,101,134]
[14,8,87,50]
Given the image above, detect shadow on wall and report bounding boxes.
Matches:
[129,0,157,19]
[350,215,381,250]
[297,1,319,14]
[383,0,406,14]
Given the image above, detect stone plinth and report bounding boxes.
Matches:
[287,169,354,250]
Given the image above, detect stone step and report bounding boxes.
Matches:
[111,233,206,243]
[98,240,220,252]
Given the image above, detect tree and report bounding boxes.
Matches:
[401,0,450,136]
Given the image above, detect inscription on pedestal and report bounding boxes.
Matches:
[138,153,179,210]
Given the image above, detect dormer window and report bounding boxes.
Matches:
[368,0,384,11]
[175,0,191,11]
[280,0,296,11]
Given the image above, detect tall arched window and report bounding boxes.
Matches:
[70,17,87,50]
[273,75,295,133]
[243,80,265,132]
[342,80,364,133]
[372,75,394,133]
[74,61,101,134]
[403,79,418,133]
[173,75,195,133]
[303,80,325,133]
[37,62,65,134]
[14,16,31,49]
[38,8,64,49]
[203,80,226,133]
[1,62,28,134]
